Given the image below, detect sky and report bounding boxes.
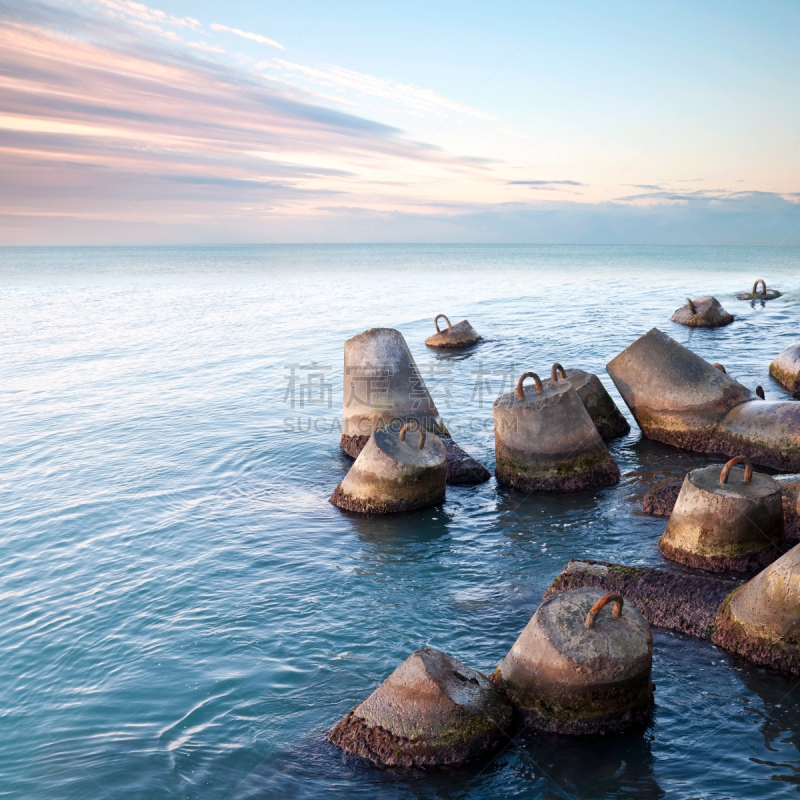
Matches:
[0,0,799,245]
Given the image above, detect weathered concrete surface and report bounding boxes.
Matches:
[545,366,630,440]
[340,327,489,484]
[607,329,800,471]
[712,544,800,676]
[714,400,800,472]
[671,296,734,328]
[545,559,742,640]
[341,328,446,446]
[331,425,446,514]
[659,462,784,573]
[328,647,512,767]
[769,342,800,398]
[493,587,653,735]
[440,434,491,485]
[607,328,753,448]
[642,481,683,516]
[493,375,620,493]
[777,476,800,547]
[425,315,481,349]
[737,280,781,301]
[643,475,800,548]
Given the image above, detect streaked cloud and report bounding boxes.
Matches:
[268,60,496,121]
[508,180,585,187]
[98,0,200,29]
[186,41,225,54]
[0,0,498,244]
[1,0,796,245]
[209,23,284,50]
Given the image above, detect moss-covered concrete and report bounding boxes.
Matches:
[712,593,800,676]
[544,559,742,640]
[495,449,620,493]
[769,362,800,398]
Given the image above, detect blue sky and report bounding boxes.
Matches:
[0,0,798,244]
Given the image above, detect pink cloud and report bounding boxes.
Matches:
[0,2,493,244]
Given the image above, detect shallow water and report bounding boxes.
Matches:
[2,244,800,799]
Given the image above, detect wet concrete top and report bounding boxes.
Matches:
[690,465,781,501]
[536,588,652,668]
[493,379,572,411]
[353,647,496,739]
[373,426,447,467]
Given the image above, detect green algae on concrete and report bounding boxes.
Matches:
[328,647,512,767]
[712,543,800,676]
[737,280,781,301]
[769,342,800,398]
[493,587,653,735]
[331,424,446,514]
[493,372,620,493]
[659,459,784,573]
[545,559,741,640]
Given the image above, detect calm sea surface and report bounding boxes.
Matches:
[2,244,800,800]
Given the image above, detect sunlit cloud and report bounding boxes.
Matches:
[0,0,501,244]
[268,59,496,121]
[93,0,200,30]
[1,0,796,245]
[210,22,284,50]
[508,180,586,187]
[186,41,225,54]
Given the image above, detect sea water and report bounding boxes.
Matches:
[1,244,799,799]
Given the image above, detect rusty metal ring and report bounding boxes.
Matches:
[712,362,726,373]
[550,363,567,382]
[399,420,426,450]
[584,593,624,629]
[686,298,697,315]
[753,279,767,295]
[516,372,543,399]
[720,455,753,484]
[434,314,452,333]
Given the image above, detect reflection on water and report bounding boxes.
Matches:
[2,245,800,799]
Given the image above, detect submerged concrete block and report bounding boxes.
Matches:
[425,314,481,348]
[769,342,800,398]
[607,329,800,471]
[642,481,683,516]
[643,474,800,548]
[715,399,800,472]
[493,588,653,734]
[328,647,512,767]
[737,279,781,301]
[545,363,630,440]
[659,457,784,573]
[712,544,800,676]
[545,559,741,640]
[340,327,489,484]
[607,328,753,450]
[493,372,620,493]
[341,327,445,453]
[546,555,800,676]
[671,296,733,327]
[776,475,800,546]
[331,422,446,514]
